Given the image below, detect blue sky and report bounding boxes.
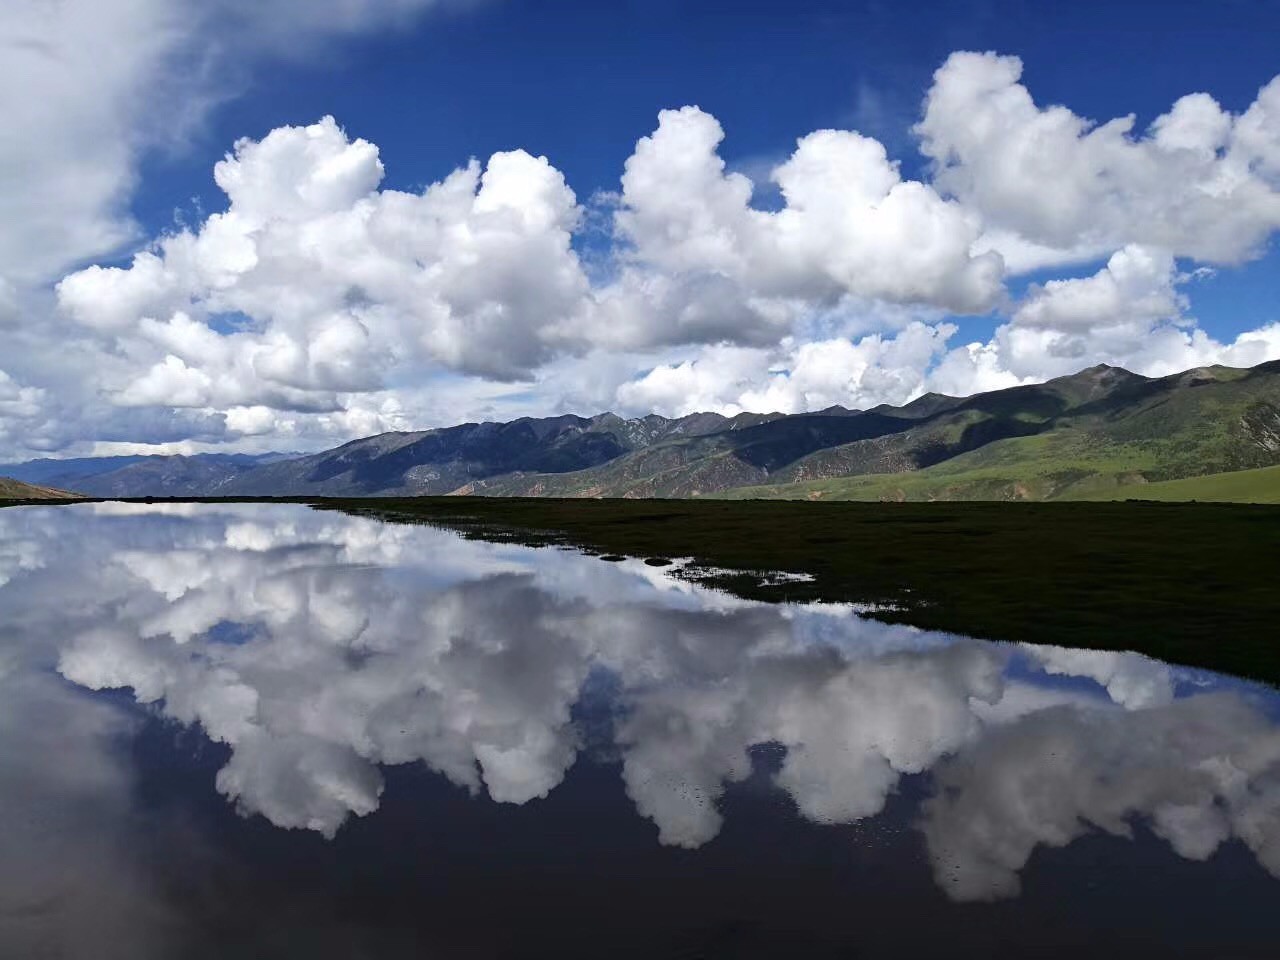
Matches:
[140,0,1279,223]
[2,0,1279,456]
[118,0,1280,345]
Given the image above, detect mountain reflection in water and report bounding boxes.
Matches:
[0,502,1278,958]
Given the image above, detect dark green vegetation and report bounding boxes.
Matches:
[315,496,1280,686]
[0,477,83,500]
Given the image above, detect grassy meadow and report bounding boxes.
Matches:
[1074,463,1280,504]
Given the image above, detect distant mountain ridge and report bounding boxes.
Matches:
[6,359,1280,501]
[0,452,296,498]
[720,361,1280,501]
[220,410,783,496]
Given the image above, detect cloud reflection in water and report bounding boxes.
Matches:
[0,502,1277,906]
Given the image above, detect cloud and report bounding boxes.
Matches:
[1011,246,1185,332]
[612,239,1280,417]
[54,105,1003,419]
[1020,644,1174,710]
[616,639,1005,847]
[0,368,46,419]
[0,368,52,453]
[36,99,1008,448]
[49,510,615,835]
[0,0,167,287]
[917,52,1280,271]
[0,0,460,290]
[0,0,482,456]
[20,502,986,839]
[922,692,1280,901]
[616,321,956,417]
[972,244,1193,382]
[591,107,1003,350]
[930,248,1280,393]
[58,117,590,398]
[6,32,1280,455]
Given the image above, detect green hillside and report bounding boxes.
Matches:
[0,477,83,501]
[1072,463,1280,503]
[715,363,1280,502]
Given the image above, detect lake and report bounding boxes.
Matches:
[1,502,1277,957]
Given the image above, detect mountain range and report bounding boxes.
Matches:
[0,452,296,498]
[3,359,1280,502]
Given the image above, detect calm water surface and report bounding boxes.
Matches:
[0,502,1278,958]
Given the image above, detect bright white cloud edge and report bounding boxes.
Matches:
[2,17,1280,455]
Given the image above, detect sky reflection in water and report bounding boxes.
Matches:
[1,503,1278,958]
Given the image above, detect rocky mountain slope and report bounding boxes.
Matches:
[0,453,293,498]
[469,361,1280,500]
[219,411,780,496]
[6,359,1279,501]
[719,361,1280,501]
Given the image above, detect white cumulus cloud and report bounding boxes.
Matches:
[5,28,1280,455]
[917,51,1280,271]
